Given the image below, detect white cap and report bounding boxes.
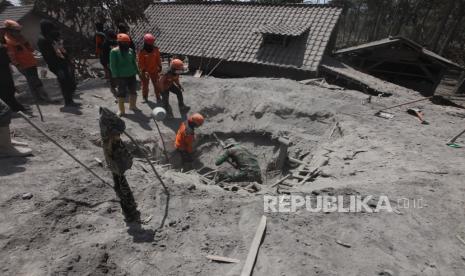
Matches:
[152,107,166,121]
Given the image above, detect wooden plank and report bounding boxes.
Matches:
[240,216,267,276]
[335,239,352,248]
[206,255,240,263]
[291,173,306,180]
[271,174,290,187]
[288,157,308,166]
[457,234,465,246]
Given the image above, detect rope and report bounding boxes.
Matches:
[17,111,112,188]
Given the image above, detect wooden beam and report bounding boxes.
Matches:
[206,255,240,263]
[369,69,431,79]
[240,216,267,276]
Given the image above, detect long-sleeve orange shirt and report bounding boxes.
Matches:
[138,47,161,75]
[175,121,195,153]
[4,34,37,70]
[158,71,180,92]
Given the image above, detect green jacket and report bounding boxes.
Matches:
[215,145,261,173]
[109,47,139,78]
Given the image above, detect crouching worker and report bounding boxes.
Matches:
[175,113,204,169]
[110,33,139,116]
[158,59,190,118]
[0,99,32,158]
[215,138,262,183]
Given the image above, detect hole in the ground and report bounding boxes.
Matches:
[192,131,283,176]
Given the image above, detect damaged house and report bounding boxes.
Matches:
[133,2,342,79]
[332,36,464,96]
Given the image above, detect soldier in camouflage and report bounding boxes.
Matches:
[215,138,262,183]
[99,107,140,222]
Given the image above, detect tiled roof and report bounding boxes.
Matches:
[335,36,464,70]
[133,3,342,72]
[255,23,311,37]
[0,5,34,27]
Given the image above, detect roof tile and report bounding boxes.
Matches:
[134,3,341,72]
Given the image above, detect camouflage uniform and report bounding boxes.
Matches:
[99,107,140,221]
[215,144,262,183]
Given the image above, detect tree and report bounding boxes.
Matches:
[33,0,152,77]
[333,0,465,66]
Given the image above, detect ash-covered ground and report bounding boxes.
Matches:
[1,74,465,275]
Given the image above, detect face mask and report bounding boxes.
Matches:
[143,44,154,52]
[175,69,184,74]
[119,43,129,52]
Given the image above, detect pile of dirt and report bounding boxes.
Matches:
[1,75,465,275]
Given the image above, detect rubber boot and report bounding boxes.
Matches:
[165,105,174,119]
[129,94,139,112]
[117,97,125,117]
[0,126,32,158]
[179,104,191,113]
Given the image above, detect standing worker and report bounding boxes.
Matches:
[100,29,118,96]
[0,28,25,112]
[37,20,77,107]
[138,33,162,103]
[94,22,105,58]
[117,23,135,51]
[3,20,49,102]
[110,33,139,117]
[158,59,190,118]
[175,113,204,169]
[215,138,262,183]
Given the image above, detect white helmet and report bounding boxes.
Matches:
[152,107,166,121]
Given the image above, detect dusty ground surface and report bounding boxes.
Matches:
[1,72,465,276]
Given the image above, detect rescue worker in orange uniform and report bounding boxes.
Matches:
[175,113,204,168]
[95,22,105,58]
[138,33,162,103]
[3,19,49,101]
[158,59,190,118]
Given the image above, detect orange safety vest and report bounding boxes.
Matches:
[158,72,180,92]
[138,47,161,75]
[95,34,104,56]
[175,121,194,153]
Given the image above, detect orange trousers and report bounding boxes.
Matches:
[141,72,160,99]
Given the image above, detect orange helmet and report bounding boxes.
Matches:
[143,33,155,45]
[117,33,130,43]
[4,19,22,30]
[189,113,204,126]
[170,59,184,70]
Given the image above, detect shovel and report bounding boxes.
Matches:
[374,97,432,119]
[446,128,465,148]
